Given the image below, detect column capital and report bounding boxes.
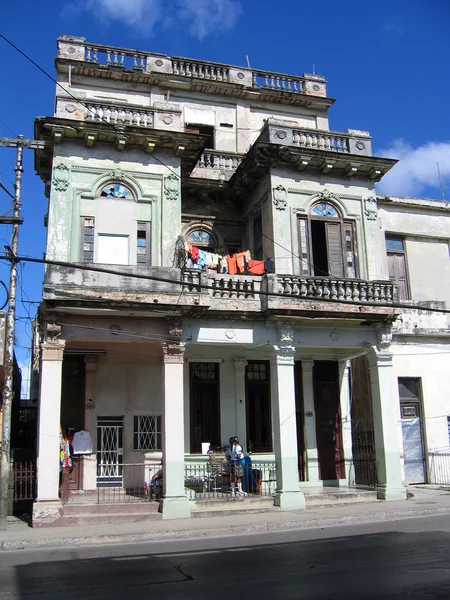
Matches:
[367,351,393,369]
[84,355,99,372]
[41,341,65,361]
[162,348,185,364]
[375,322,393,353]
[234,358,248,369]
[338,359,351,376]
[301,359,314,372]
[271,351,295,367]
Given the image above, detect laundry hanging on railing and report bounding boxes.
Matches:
[183,241,273,276]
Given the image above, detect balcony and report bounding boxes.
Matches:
[44,263,397,321]
[190,150,245,181]
[57,36,331,108]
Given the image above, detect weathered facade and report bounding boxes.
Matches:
[31,35,449,525]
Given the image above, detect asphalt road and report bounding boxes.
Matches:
[2,514,450,600]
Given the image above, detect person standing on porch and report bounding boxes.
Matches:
[227,437,247,497]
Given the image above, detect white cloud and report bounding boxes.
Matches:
[82,0,162,35]
[382,20,406,35]
[376,138,450,197]
[71,0,241,39]
[176,0,242,40]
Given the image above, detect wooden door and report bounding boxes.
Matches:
[294,362,306,481]
[313,362,345,481]
[246,361,272,453]
[190,363,220,453]
[325,222,344,277]
[388,252,409,300]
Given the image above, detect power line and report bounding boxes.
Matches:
[3,252,450,315]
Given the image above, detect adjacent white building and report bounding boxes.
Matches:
[30,36,450,526]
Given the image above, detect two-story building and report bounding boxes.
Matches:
[30,35,449,526]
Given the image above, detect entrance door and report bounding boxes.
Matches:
[97,416,124,487]
[294,362,306,481]
[313,362,345,481]
[190,363,220,453]
[399,378,426,484]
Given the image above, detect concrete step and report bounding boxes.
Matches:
[61,512,162,526]
[64,501,160,515]
[305,489,377,508]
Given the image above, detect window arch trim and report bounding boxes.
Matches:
[97,182,134,200]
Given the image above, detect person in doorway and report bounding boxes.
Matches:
[226,436,247,497]
[59,427,73,505]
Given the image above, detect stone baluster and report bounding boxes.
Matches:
[307,280,315,297]
[300,280,307,296]
[93,47,98,63]
[345,281,352,300]
[352,281,360,301]
[385,284,392,303]
[291,278,299,295]
[373,283,380,302]
[360,282,367,302]
[379,284,386,303]
[367,282,374,301]
[330,280,337,299]
[323,279,331,298]
[337,281,345,300]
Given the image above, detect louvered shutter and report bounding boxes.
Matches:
[388,253,409,300]
[343,222,356,278]
[298,217,310,275]
[325,222,344,277]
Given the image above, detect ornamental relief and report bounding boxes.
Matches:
[273,185,288,211]
[52,163,70,191]
[164,174,180,202]
[364,197,378,221]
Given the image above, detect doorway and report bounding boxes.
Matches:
[313,361,345,481]
[190,362,220,453]
[96,416,124,487]
[294,362,306,481]
[398,378,426,484]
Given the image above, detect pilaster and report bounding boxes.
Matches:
[367,348,406,501]
[270,323,305,510]
[82,356,99,491]
[338,360,353,484]
[301,360,320,484]
[160,333,191,519]
[33,322,66,526]
[234,359,248,451]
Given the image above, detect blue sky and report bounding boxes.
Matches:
[1,0,449,394]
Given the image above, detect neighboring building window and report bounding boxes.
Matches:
[297,201,357,278]
[246,361,272,452]
[81,217,95,262]
[190,362,220,453]
[386,236,410,300]
[186,124,214,149]
[100,183,133,199]
[97,234,129,265]
[134,415,162,451]
[137,222,150,266]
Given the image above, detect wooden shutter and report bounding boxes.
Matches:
[343,222,356,278]
[388,253,409,300]
[325,222,344,277]
[298,217,310,275]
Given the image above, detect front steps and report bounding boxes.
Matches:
[59,500,161,526]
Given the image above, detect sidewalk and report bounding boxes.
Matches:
[2,485,450,552]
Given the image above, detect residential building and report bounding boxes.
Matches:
[31,35,449,526]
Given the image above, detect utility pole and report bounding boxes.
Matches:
[0,135,44,531]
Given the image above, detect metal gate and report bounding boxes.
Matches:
[351,417,377,488]
[97,416,124,487]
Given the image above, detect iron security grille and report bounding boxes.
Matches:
[97,416,124,487]
[134,415,162,451]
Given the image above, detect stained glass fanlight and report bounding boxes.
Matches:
[310,202,339,218]
[187,230,211,245]
[100,183,132,199]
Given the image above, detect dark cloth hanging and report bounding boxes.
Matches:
[264,258,275,273]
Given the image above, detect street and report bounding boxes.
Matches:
[1,514,450,599]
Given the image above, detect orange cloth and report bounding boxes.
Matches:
[226,254,238,275]
[235,250,251,274]
[247,259,265,275]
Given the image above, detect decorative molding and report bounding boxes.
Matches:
[52,163,70,191]
[234,358,248,369]
[274,322,296,357]
[273,185,288,211]
[41,342,65,361]
[71,165,163,180]
[364,196,378,221]
[287,188,364,201]
[164,173,180,202]
[271,352,295,366]
[376,323,393,353]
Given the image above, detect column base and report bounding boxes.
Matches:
[376,485,407,501]
[273,490,306,511]
[32,500,64,527]
[160,496,192,520]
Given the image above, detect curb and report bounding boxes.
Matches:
[2,504,450,552]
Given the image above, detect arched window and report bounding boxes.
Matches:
[298,201,357,278]
[99,183,133,199]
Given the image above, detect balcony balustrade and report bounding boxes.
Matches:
[85,102,155,128]
[293,128,350,153]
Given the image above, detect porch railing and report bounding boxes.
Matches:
[184,460,277,499]
[12,461,36,502]
[429,451,450,485]
[96,461,161,503]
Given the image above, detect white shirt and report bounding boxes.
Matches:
[228,444,243,461]
[72,430,93,455]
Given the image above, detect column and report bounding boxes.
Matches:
[338,360,353,485]
[82,356,99,491]
[367,351,406,501]
[302,360,320,485]
[161,350,191,519]
[234,359,247,450]
[32,339,65,526]
[270,351,306,510]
